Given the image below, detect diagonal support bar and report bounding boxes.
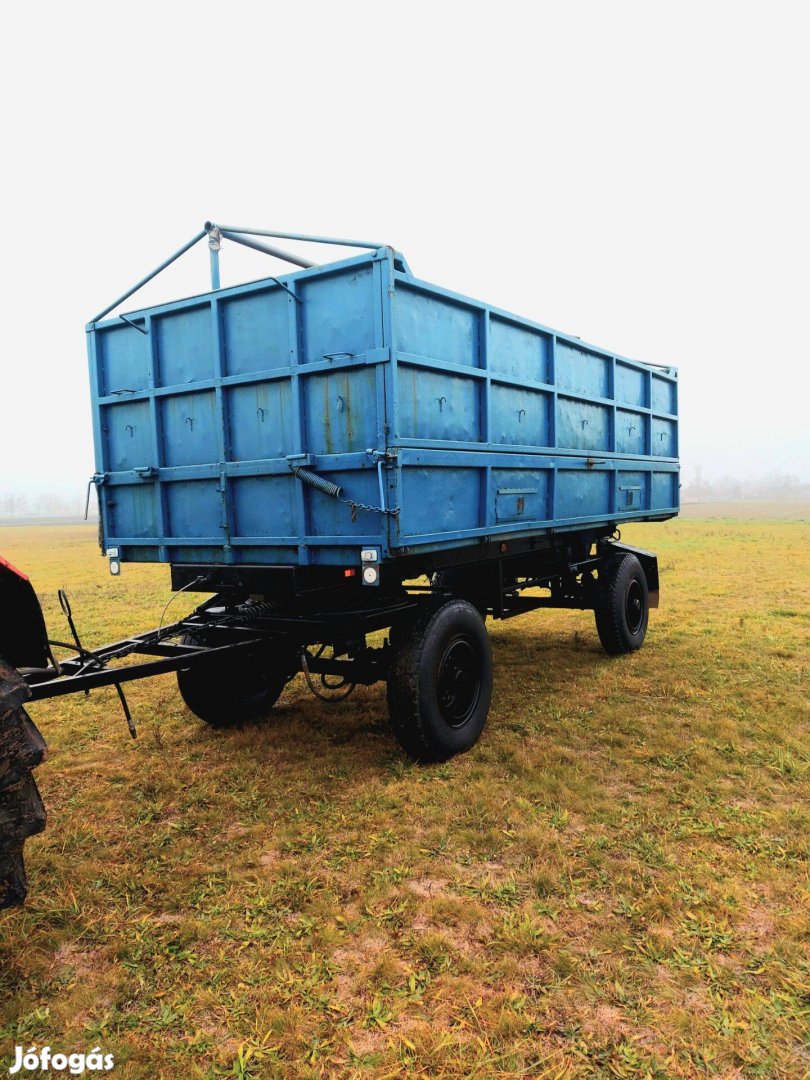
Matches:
[219,229,316,269]
[88,228,208,325]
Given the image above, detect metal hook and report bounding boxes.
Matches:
[119,314,149,335]
[437,396,446,412]
[125,424,135,437]
[581,419,589,429]
[517,409,526,423]
[115,683,137,739]
[257,407,266,422]
[185,417,194,430]
[84,474,104,521]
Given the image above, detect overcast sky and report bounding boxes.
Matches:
[2,1,807,506]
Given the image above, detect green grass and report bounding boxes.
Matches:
[1,506,809,1077]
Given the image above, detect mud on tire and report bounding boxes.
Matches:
[0,659,47,908]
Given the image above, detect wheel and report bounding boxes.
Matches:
[1,655,47,908]
[386,600,493,762]
[594,553,649,656]
[177,638,296,728]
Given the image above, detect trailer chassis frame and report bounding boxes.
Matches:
[13,536,659,732]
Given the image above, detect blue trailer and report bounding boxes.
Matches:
[19,226,679,762]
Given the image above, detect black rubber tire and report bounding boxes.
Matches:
[594,553,649,656]
[177,638,295,728]
[386,599,493,762]
[1,655,47,908]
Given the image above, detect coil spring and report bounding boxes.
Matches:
[235,599,281,620]
[293,465,399,518]
[294,466,343,500]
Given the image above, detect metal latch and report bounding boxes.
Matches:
[84,473,106,520]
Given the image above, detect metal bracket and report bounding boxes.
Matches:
[84,474,106,520]
[119,314,149,335]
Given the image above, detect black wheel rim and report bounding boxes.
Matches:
[437,635,481,728]
[625,579,645,635]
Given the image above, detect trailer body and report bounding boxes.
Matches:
[86,248,678,574]
[0,233,681,911]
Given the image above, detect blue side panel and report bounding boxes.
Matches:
[556,341,610,397]
[160,392,218,467]
[300,264,378,363]
[490,384,551,447]
[302,368,379,456]
[398,466,480,540]
[156,306,215,385]
[395,284,481,368]
[489,316,550,382]
[106,401,151,470]
[557,468,610,519]
[231,475,297,539]
[385,269,678,556]
[652,374,677,414]
[221,288,290,374]
[88,247,678,569]
[615,362,646,407]
[108,483,158,538]
[616,409,647,456]
[99,324,151,394]
[557,398,610,452]
[227,381,293,461]
[494,470,550,523]
[166,480,221,539]
[398,368,481,443]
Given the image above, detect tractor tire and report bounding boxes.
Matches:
[0,658,47,908]
[387,599,493,762]
[594,553,649,655]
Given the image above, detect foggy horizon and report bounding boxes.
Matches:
[2,2,808,503]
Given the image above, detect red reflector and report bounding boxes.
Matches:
[344,568,357,577]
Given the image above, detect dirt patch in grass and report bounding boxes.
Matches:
[406,876,449,899]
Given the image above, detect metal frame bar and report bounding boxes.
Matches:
[219,230,316,270]
[207,224,385,250]
[88,223,390,327]
[393,271,678,381]
[88,229,208,325]
[21,592,420,702]
[26,638,262,700]
[18,529,659,709]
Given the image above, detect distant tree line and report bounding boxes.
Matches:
[682,470,810,502]
[0,491,91,521]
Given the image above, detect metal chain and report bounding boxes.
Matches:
[338,494,400,521]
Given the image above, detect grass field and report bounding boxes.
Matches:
[1,506,809,1078]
